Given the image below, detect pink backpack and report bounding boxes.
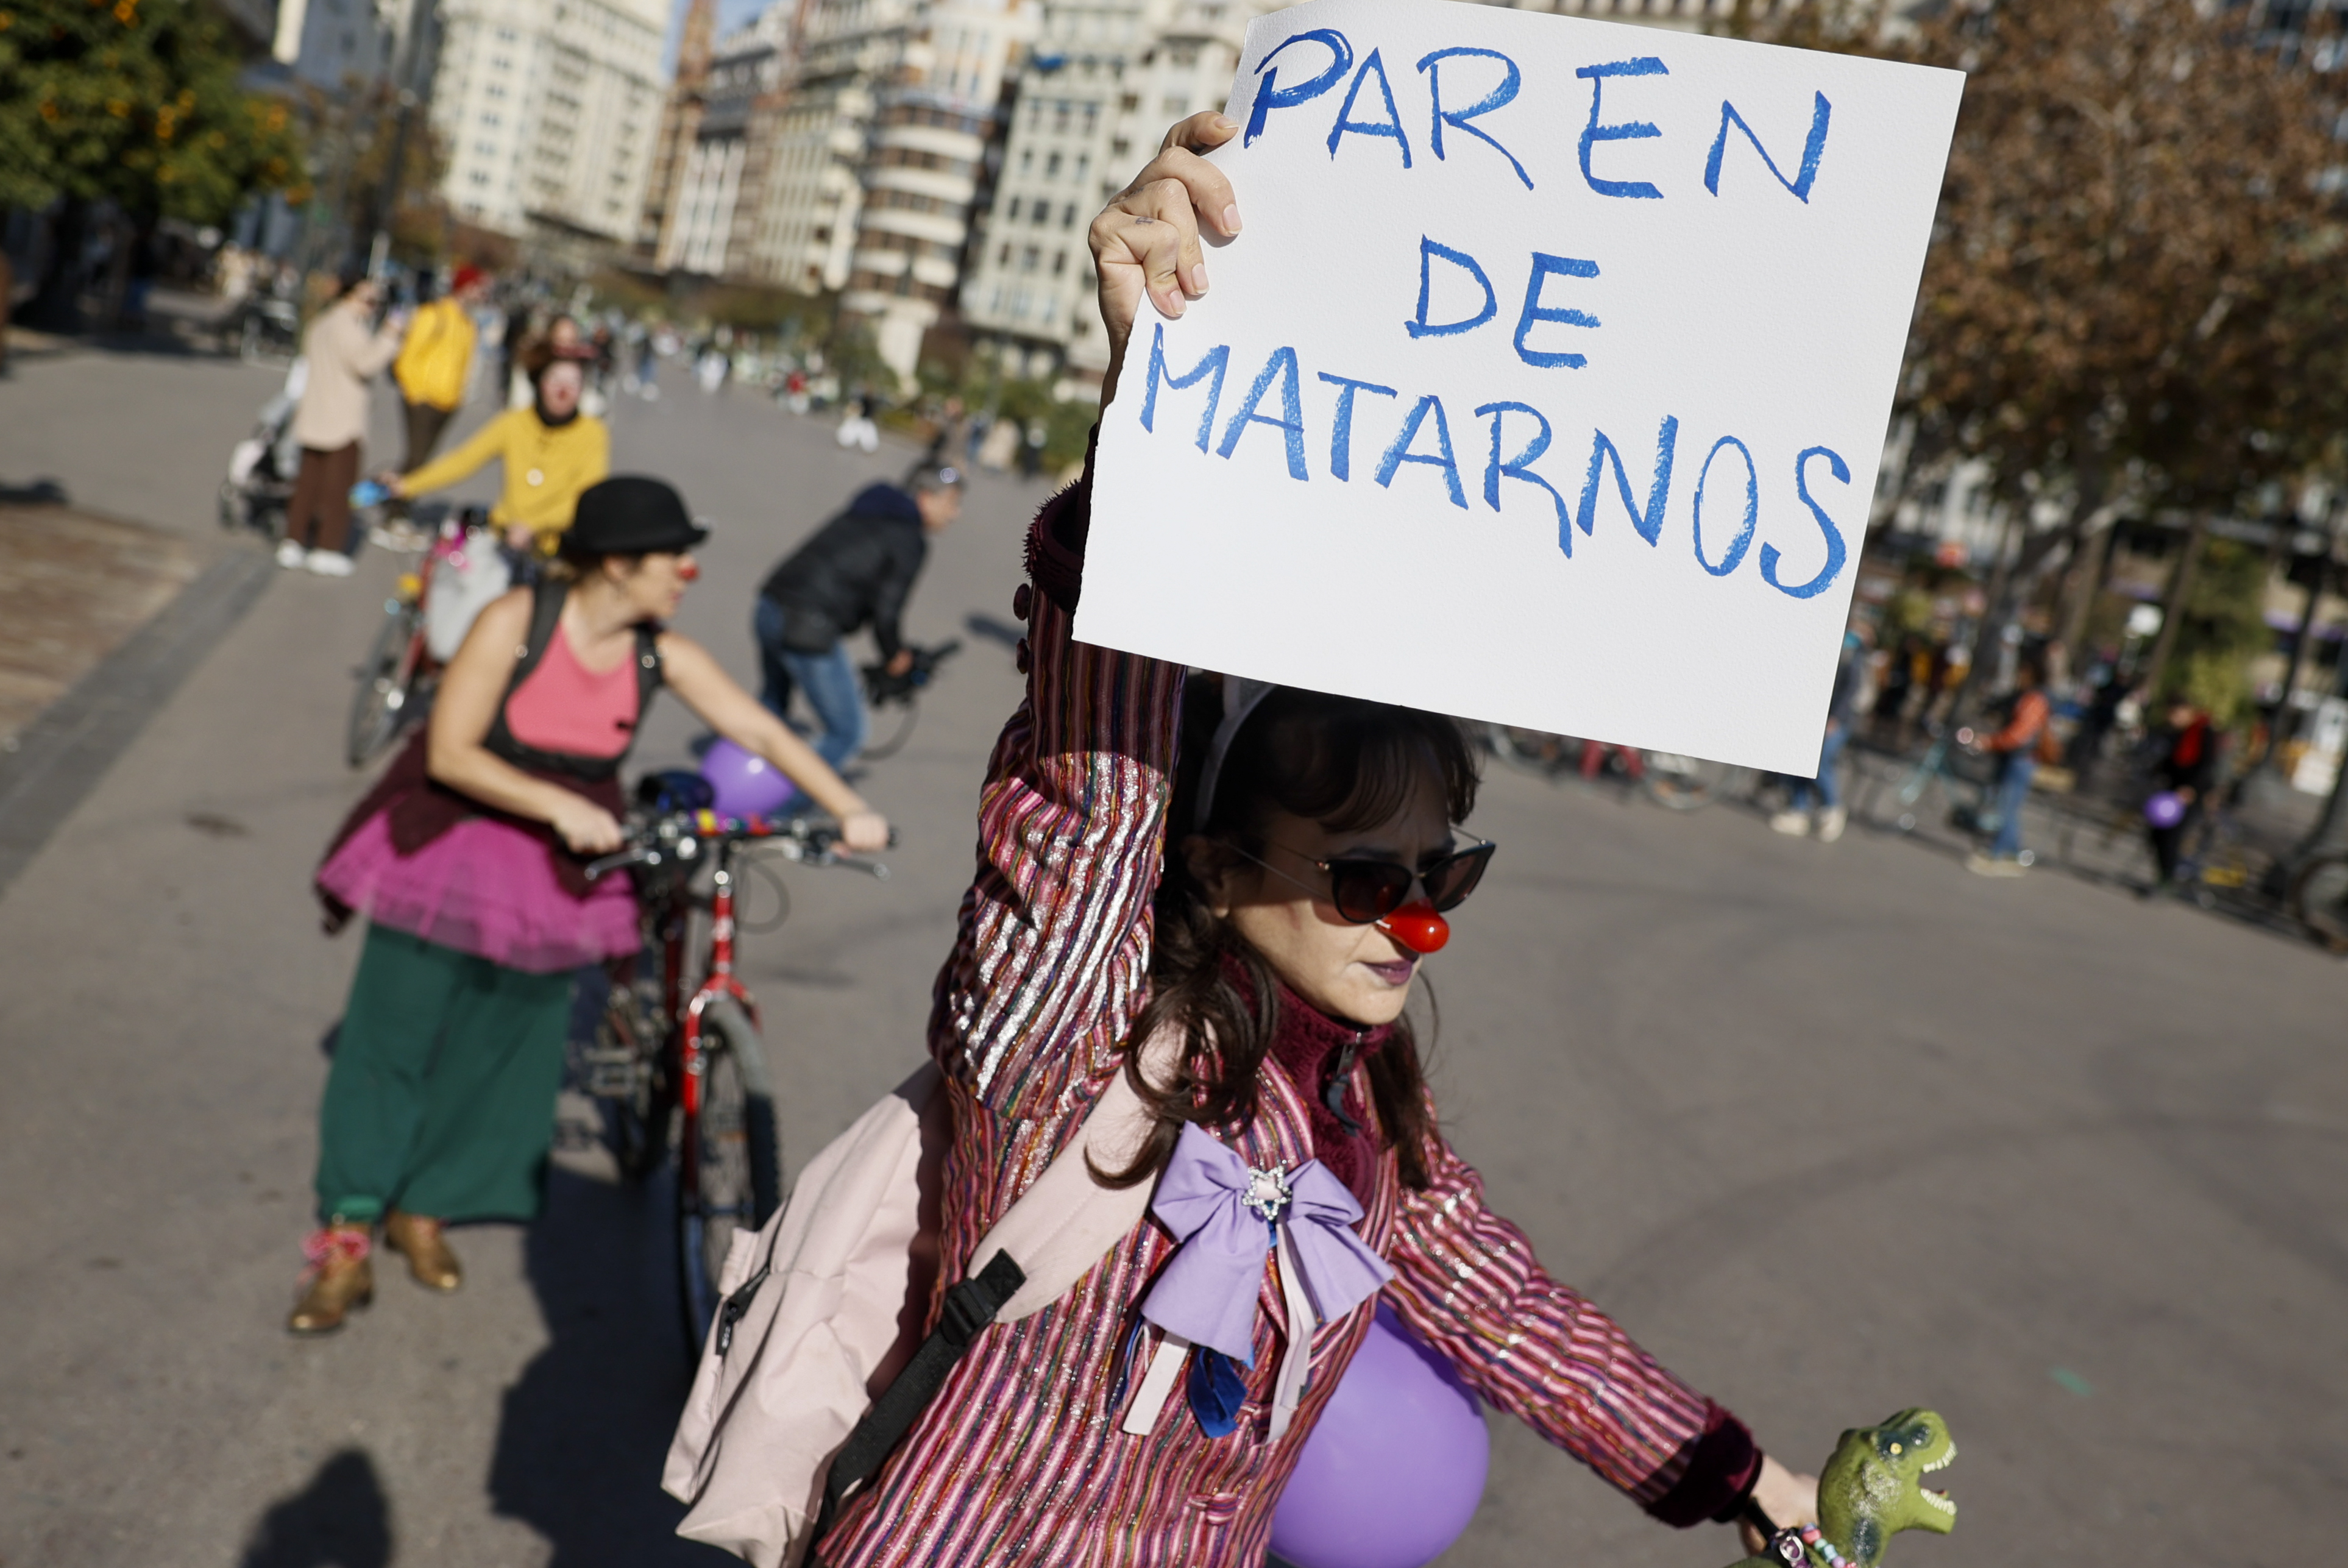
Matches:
[662,1038,1171,1566]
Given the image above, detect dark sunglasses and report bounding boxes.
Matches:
[1238,837,1496,926]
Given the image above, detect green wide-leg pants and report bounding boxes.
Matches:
[314,923,572,1226]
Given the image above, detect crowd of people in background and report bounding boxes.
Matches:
[1757,607,2257,895]
[196,238,2310,911]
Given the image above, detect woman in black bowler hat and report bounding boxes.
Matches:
[288,476,890,1335]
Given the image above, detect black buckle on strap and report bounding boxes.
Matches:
[714,1263,770,1356]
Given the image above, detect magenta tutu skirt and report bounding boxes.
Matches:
[317,810,639,973]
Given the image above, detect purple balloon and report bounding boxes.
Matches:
[700,739,796,818]
[2144,790,2187,829]
[1269,1305,1489,1568]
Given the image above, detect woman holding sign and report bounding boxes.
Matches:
[812,115,1818,1567]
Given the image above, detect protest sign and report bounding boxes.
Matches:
[1076,0,1963,774]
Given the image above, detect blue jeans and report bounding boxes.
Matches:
[1790,722,1850,812]
[754,599,866,770]
[1988,754,2036,858]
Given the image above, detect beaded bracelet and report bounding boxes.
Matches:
[1762,1524,1854,1568]
[1797,1524,1853,1567]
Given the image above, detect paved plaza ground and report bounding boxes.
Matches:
[0,342,2340,1567]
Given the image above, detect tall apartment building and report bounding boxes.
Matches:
[959,0,1278,388]
[430,0,667,248]
[640,0,718,261]
[656,2,797,275]
[745,0,1032,380]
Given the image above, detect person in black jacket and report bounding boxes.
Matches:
[754,466,962,767]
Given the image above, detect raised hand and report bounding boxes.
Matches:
[1089,113,1245,402]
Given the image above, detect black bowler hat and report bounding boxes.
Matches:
[564,475,710,556]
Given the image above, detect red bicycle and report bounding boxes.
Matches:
[582,781,890,1353]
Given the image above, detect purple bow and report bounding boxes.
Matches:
[1139,1123,1392,1364]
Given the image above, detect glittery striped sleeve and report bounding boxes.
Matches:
[1381,1129,1761,1526]
[924,461,1185,1130]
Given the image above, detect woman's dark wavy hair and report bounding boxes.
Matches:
[1105,679,1479,1193]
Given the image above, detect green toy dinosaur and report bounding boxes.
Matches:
[1728,1409,1956,1568]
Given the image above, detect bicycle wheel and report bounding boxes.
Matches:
[347,606,424,768]
[1641,753,1733,811]
[2289,851,2348,951]
[677,996,783,1355]
[1484,723,1575,776]
[859,697,921,762]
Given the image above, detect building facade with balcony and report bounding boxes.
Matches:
[739,0,1031,381]
[639,0,718,262]
[656,4,796,275]
[430,0,666,246]
[959,0,1277,389]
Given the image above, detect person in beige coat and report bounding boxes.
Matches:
[283,271,406,577]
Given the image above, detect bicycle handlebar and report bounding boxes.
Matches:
[584,809,896,883]
[862,639,962,706]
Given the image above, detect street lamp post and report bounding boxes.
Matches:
[365,0,441,276]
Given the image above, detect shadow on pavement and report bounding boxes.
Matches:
[488,1165,720,1565]
[238,1447,393,1568]
[962,611,1021,649]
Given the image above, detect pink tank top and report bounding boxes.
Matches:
[504,622,639,759]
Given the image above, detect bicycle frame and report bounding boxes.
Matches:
[583,804,884,1349]
[391,545,441,686]
[1881,728,1990,832]
[675,843,757,1160]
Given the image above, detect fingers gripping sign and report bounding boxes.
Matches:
[1092,113,1245,401]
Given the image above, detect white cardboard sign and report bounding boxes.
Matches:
[1077,0,1962,774]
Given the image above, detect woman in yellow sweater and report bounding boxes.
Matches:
[387,344,609,553]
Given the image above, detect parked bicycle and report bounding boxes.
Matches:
[1482,724,1746,811]
[1860,720,2010,843]
[580,778,892,1353]
[2286,847,2348,951]
[345,502,503,768]
[856,638,962,762]
[232,294,301,366]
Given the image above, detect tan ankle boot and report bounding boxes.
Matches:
[384,1210,461,1291]
[288,1225,374,1335]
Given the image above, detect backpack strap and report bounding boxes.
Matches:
[801,1029,1178,1564]
[807,1250,1026,1564]
[484,577,567,745]
[483,576,664,783]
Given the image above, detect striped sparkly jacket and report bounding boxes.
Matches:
[815,474,1754,1568]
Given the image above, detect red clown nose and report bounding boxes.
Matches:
[1376,901,1450,955]
[678,559,702,582]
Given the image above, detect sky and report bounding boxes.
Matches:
[660,0,776,74]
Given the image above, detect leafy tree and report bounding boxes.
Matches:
[2161,537,2272,726]
[587,266,667,320]
[1739,0,2348,701]
[0,0,307,221]
[2,0,306,327]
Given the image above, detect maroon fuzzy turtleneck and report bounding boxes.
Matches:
[1231,959,1393,1202]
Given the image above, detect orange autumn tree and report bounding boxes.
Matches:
[1741,0,2348,668]
[1,0,308,320]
